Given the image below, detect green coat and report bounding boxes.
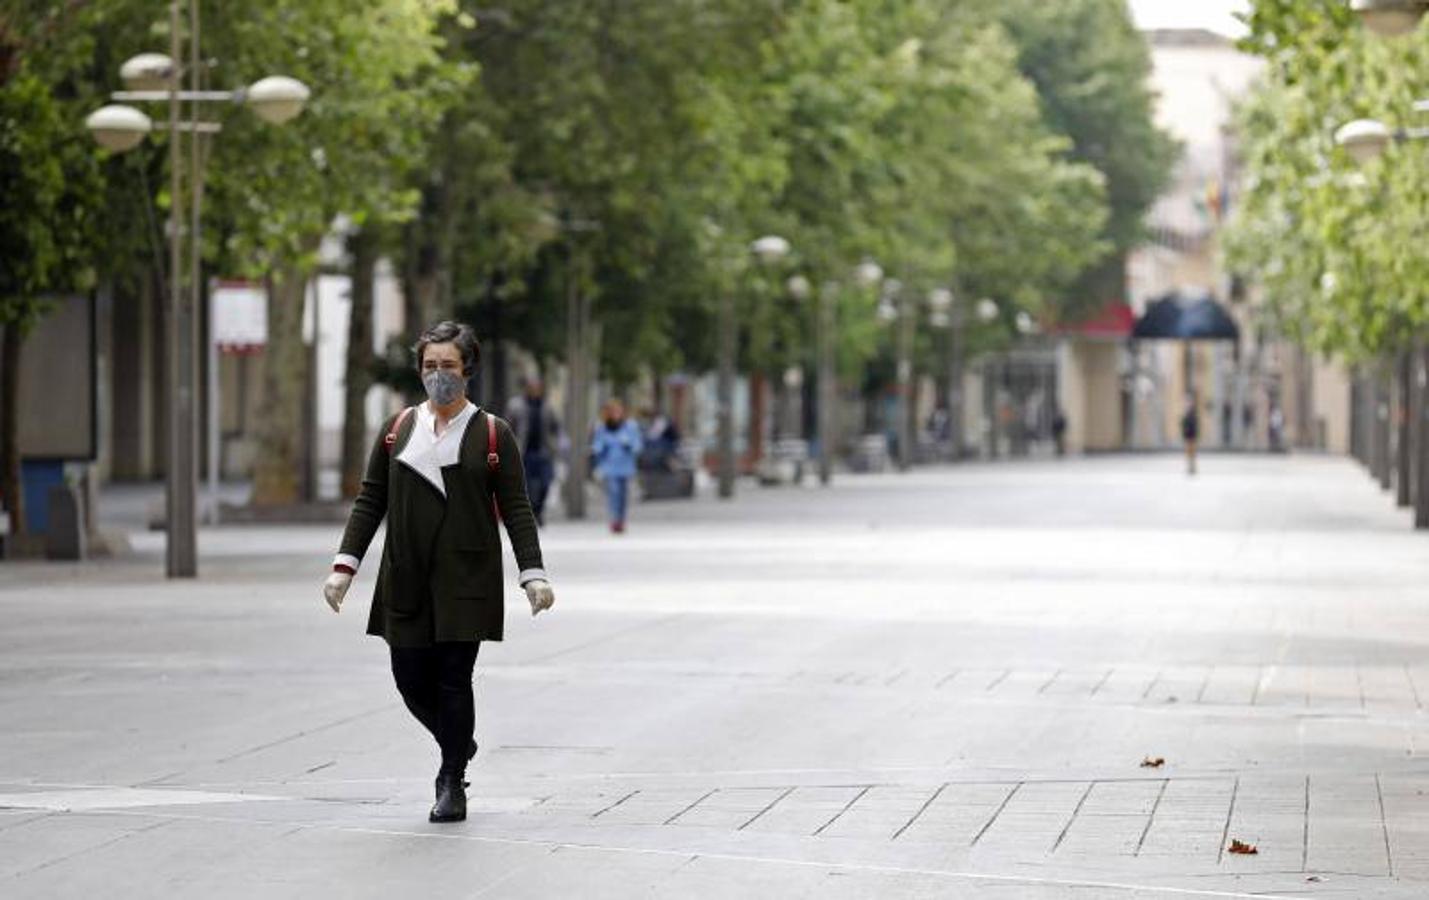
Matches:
[338,406,545,647]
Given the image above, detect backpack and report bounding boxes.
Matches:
[384,406,502,519]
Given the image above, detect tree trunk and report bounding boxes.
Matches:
[1399,349,1413,508]
[1417,342,1429,529]
[340,227,378,499]
[1,321,24,535]
[1378,367,1393,491]
[251,263,312,507]
[485,286,508,408]
[749,371,766,472]
[563,260,592,518]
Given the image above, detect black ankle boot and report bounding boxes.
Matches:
[429,772,467,823]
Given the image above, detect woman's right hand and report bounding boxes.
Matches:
[323,571,353,613]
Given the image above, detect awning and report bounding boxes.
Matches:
[1051,301,1135,339]
[1132,290,1239,341]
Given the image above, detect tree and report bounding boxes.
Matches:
[1224,0,1429,361]
[191,0,466,506]
[0,2,108,536]
[994,0,1179,321]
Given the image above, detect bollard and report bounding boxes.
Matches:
[46,483,86,561]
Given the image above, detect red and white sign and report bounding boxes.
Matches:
[211,280,267,354]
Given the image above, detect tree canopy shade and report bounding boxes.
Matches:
[1,0,1177,509]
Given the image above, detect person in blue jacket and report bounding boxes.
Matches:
[591,399,643,533]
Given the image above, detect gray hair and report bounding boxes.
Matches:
[413,321,480,376]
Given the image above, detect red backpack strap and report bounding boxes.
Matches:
[383,406,416,453]
[486,411,502,522]
[486,411,500,472]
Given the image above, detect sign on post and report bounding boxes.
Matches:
[212,280,267,354]
[209,281,266,523]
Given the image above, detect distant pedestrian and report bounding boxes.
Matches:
[1182,394,1200,476]
[592,399,643,533]
[1052,408,1067,457]
[321,321,554,825]
[1268,404,1285,452]
[641,409,681,472]
[506,378,561,526]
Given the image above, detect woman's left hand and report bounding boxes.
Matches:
[525,579,555,616]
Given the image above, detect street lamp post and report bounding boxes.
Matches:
[716,235,792,500]
[976,298,1000,459]
[809,260,884,486]
[927,288,956,460]
[876,279,919,472]
[717,275,738,499]
[86,2,309,577]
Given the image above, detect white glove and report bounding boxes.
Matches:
[524,579,555,617]
[323,571,353,613]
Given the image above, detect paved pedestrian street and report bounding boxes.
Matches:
[3,455,1429,898]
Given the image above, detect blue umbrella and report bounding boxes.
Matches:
[1132,290,1239,341]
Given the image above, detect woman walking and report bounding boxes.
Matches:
[321,321,555,823]
[1181,392,1200,476]
[592,399,643,533]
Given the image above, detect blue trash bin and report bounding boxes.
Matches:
[20,460,65,535]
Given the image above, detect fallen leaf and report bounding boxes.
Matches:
[1140,757,1166,768]
[1305,876,1322,883]
[1227,839,1258,855]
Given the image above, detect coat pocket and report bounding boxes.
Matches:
[382,559,425,616]
[447,545,497,591]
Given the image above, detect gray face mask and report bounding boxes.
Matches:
[422,369,466,406]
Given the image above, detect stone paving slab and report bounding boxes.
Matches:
[4,455,1429,896]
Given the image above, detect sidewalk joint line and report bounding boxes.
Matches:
[214,705,388,764]
[46,797,1332,898]
[1142,669,1163,701]
[891,782,947,841]
[664,788,718,826]
[1195,666,1214,704]
[813,785,871,837]
[1051,781,1095,854]
[970,782,1021,847]
[1375,773,1393,877]
[1218,775,1239,864]
[590,789,640,819]
[1134,778,1170,856]
[737,786,795,831]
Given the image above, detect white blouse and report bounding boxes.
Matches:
[396,401,478,497]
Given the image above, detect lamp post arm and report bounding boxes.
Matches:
[112,89,240,103]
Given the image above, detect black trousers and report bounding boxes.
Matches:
[389,641,480,777]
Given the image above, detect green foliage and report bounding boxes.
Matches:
[0,3,108,330]
[994,0,1179,320]
[10,0,1171,392]
[200,0,464,274]
[1225,0,1429,360]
